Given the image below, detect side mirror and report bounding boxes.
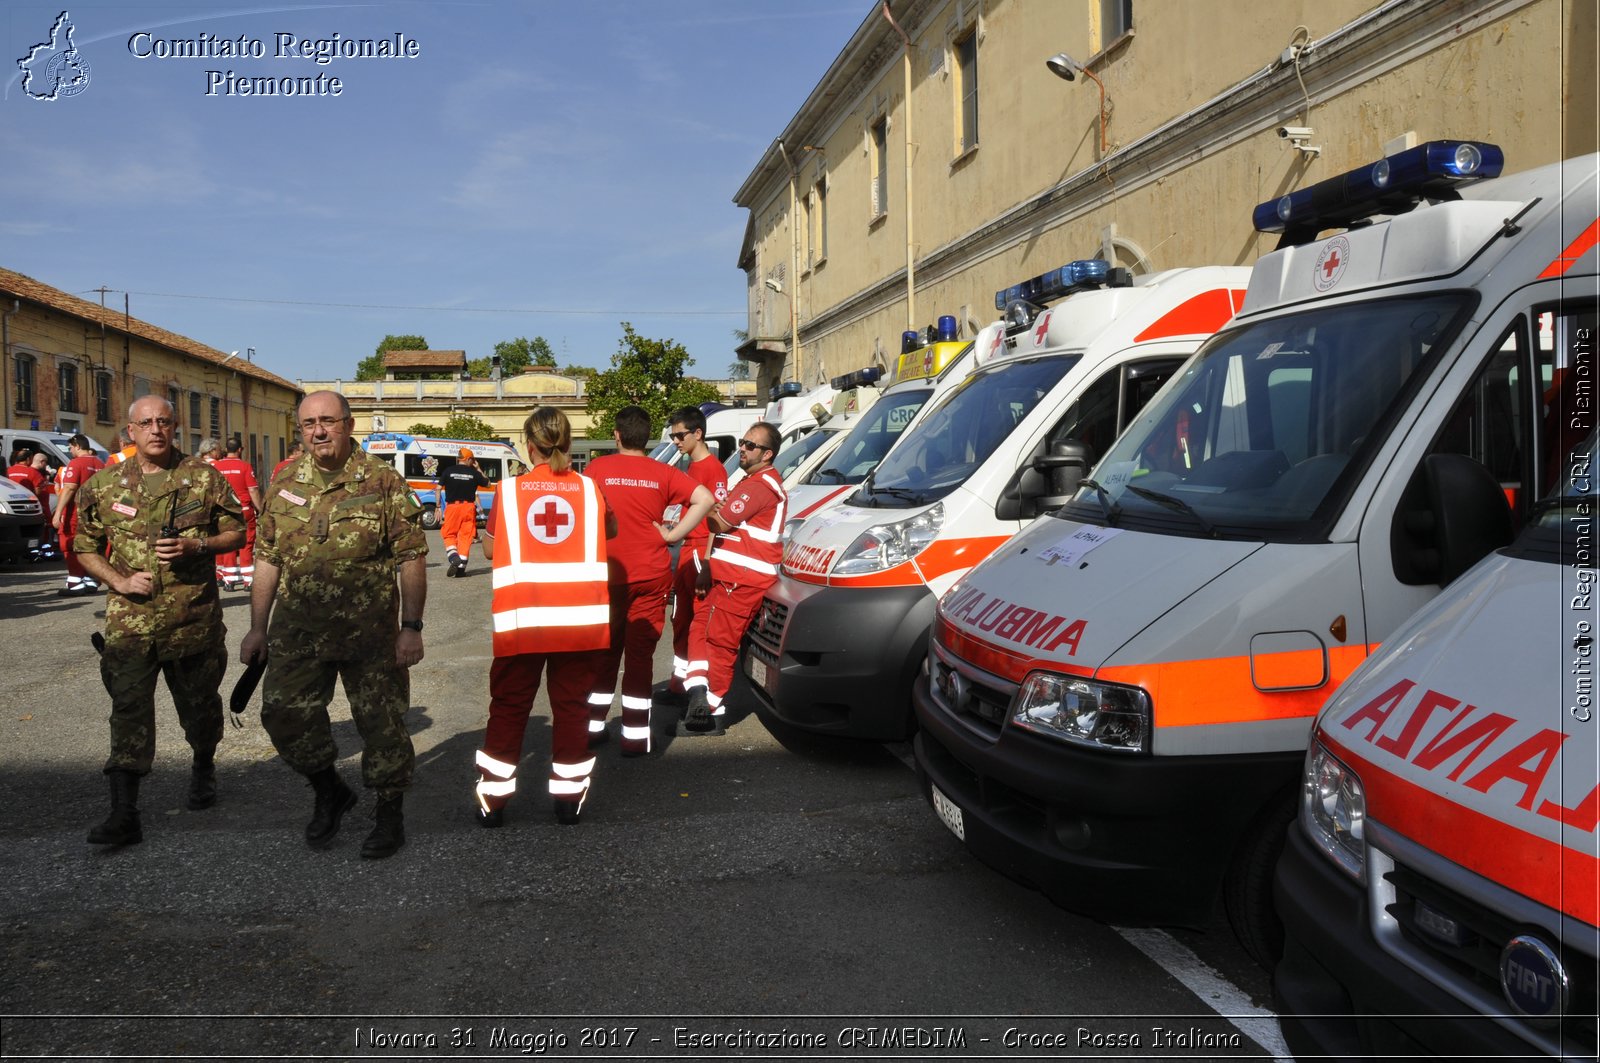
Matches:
[996,440,1090,521]
[1391,453,1514,586]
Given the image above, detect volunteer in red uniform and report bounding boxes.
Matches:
[271,441,303,483]
[474,407,617,828]
[682,421,786,736]
[53,434,105,596]
[664,406,728,707]
[439,447,489,578]
[582,406,715,756]
[212,437,263,590]
[7,446,44,498]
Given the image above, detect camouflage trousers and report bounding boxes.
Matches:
[100,639,226,775]
[259,654,414,794]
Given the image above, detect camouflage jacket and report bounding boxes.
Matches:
[258,447,427,660]
[73,453,244,660]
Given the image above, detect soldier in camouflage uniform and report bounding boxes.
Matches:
[241,390,428,859]
[72,396,245,847]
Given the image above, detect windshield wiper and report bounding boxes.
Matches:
[1075,478,1122,526]
[1125,484,1218,538]
[813,467,848,483]
[872,485,925,504]
[1529,494,1596,516]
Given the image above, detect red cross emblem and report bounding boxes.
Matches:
[1033,309,1053,346]
[526,494,576,544]
[1321,250,1340,276]
[1314,235,1349,292]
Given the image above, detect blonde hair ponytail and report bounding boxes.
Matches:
[524,406,573,474]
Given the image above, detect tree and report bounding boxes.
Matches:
[355,334,429,382]
[408,422,442,436]
[440,413,497,441]
[584,323,722,439]
[466,335,557,378]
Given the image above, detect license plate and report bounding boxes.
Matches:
[746,654,769,689]
[930,784,965,841]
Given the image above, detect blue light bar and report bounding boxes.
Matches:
[937,315,958,342]
[993,259,1112,310]
[901,329,921,353]
[1252,140,1504,244]
[830,366,885,390]
[778,381,803,397]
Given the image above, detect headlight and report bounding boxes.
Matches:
[1301,740,1366,880]
[832,502,943,575]
[0,497,12,516]
[1010,671,1150,753]
[782,517,806,544]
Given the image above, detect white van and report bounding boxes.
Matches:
[361,432,524,528]
[745,260,1250,741]
[914,144,1596,962]
[1274,433,1598,1060]
[0,428,110,471]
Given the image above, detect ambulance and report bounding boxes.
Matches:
[744,260,1251,741]
[771,367,886,488]
[1273,432,1598,1060]
[361,432,524,528]
[782,325,973,535]
[912,144,1597,963]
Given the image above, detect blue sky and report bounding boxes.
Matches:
[3,1,869,383]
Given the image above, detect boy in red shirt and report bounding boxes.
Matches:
[664,406,728,705]
[582,406,715,755]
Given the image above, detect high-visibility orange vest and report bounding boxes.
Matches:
[490,465,610,656]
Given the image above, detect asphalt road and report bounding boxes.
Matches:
[0,535,1288,1061]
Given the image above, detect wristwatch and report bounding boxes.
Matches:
[399,619,424,632]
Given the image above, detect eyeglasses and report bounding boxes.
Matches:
[669,431,692,441]
[298,415,350,432]
[738,439,771,452]
[132,418,175,431]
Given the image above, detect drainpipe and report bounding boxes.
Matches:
[883,0,916,329]
[2,300,18,429]
[776,139,802,385]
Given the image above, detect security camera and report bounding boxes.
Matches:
[1278,125,1315,140]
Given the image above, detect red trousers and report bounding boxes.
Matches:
[214,511,255,584]
[62,510,88,579]
[477,652,598,814]
[669,547,707,693]
[441,500,477,560]
[588,572,672,754]
[684,577,770,716]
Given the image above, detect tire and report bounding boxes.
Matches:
[1223,791,1296,970]
[420,505,439,530]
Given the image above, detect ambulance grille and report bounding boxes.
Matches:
[1385,864,1598,1054]
[749,598,788,654]
[7,497,41,516]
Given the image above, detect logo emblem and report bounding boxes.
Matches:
[18,11,91,101]
[1499,934,1568,1021]
[1313,235,1349,292]
[526,493,576,544]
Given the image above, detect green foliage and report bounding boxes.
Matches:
[408,422,443,436]
[467,335,557,378]
[562,365,597,379]
[440,413,498,441]
[584,323,722,439]
[355,334,429,382]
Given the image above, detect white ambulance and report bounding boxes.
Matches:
[771,368,885,487]
[361,432,523,528]
[913,144,1596,963]
[745,260,1250,741]
[1275,431,1598,1060]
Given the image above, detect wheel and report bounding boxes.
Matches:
[1223,791,1296,970]
[420,505,439,530]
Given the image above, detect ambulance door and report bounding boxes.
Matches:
[1360,290,1597,638]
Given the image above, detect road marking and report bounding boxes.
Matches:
[1114,926,1294,1062]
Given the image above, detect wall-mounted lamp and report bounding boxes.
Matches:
[764,278,784,294]
[1046,51,1108,156]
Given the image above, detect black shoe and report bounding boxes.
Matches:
[444,562,458,578]
[455,560,468,577]
[681,689,723,735]
[87,771,143,846]
[187,754,217,810]
[477,807,504,829]
[361,794,405,858]
[553,799,581,826]
[654,684,688,710]
[587,726,610,749]
[305,767,358,849]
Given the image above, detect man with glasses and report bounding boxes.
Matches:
[72,397,245,846]
[662,406,728,709]
[242,390,429,859]
[53,433,106,596]
[681,421,786,736]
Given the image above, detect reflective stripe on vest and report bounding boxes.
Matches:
[709,468,786,578]
[490,469,610,656]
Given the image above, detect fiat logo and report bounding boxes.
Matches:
[1499,934,1568,1022]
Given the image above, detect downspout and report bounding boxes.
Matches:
[776,139,802,385]
[882,1,916,329]
[2,300,18,429]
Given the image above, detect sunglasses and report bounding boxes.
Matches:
[669,431,692,441]
[738,440,770,452]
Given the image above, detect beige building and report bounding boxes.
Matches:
[0,267,301,479]
[734,0,1596,390]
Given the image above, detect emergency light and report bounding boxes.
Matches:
[769,381,804,401]
[901,330,921,353]
[1252,139,1504,246]
[829,366,884,390]
[993,259,1112,311]
[938,315,958,342]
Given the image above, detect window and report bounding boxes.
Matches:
[58,363,80,413]
[806,179,828,268]
[209,396,220,436]
[955,29,979,153]
[189,392,202,434]
[14,354,35,411]
[1099,0,1133,47]
[870,117,889,219]
[167,384,180,414]
[95,373,113,422]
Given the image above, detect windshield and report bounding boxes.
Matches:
[1068,292,1473,537]
[1532,430,1599,530]
[858,354,1080,506]
[773,428,835,480]
[804,386,930,485]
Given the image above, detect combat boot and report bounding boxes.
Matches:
[304,767,357,849]
[187,747,217,810]
[361,793,405,859]
[87,771,143,846]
